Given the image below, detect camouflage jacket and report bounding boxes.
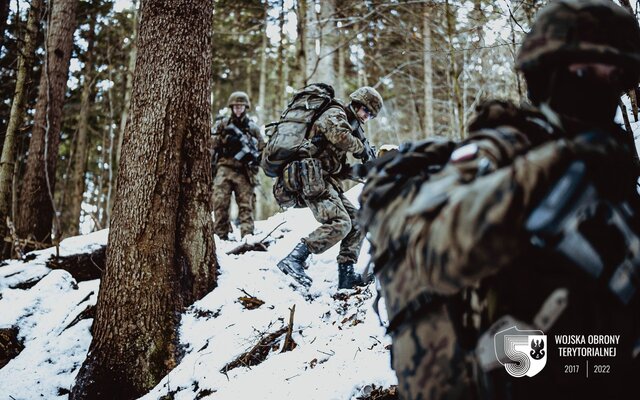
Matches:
[361,100,640,398]
[309,103,364,185]
[361,99,639,323]
[211,114,264,171]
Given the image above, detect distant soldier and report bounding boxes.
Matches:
[360,1,640,399]
[274,85,383,289]
[211,91,264,240]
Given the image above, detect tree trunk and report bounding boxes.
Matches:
[257,7,268,123]
[445,0,463,139]
[336,25,346,100]
[276,0,286,108]
[295,0,307,87]
[70,0,216,398]
[423,2,434,138]
[305,0,335,83]
[16,0,77,247]
[0,0,43,256]
[115,5,138,168]
[67,17,96,237]
[0,0,10,52]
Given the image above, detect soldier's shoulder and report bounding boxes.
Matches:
[468,100,554,145]
[318,103,348,122]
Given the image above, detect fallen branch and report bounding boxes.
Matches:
[220,327,287,374]
[280,304,297,353]
[226,221,286,255]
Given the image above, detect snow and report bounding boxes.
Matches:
[0,186,396,399]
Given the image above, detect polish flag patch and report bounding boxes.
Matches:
[450,143,479,163]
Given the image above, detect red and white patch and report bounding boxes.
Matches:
[450,143,479,163]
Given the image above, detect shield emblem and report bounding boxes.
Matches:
[494,326,547,377]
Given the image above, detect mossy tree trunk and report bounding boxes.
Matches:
[70,0,217,398]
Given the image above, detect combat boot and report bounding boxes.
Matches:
[277,242,313,288]
[338,263,368,289]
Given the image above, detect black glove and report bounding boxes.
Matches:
[353,148,369,162]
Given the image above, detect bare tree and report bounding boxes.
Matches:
[70,0,217,397]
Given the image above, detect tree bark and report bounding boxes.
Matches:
[257,6,268,123]
[305,0,336,83]
[445,0,463,139]
[70,0,217,398]
[115,5,138,168]
[295,0,307,87]
[0,0,43,256]
[423,2,434,138]
[16,0,77,246]
[276,0,286,108]
[67,16,96,237]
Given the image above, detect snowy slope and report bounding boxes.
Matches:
[0,186,396,400]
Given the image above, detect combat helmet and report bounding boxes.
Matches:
[228,91,251,110]
[516,0,640,90]
[350,86,384,117]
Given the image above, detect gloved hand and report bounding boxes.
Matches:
[353,148,369,162]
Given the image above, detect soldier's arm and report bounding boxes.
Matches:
[408,138,572,294]
[317,107,364,154]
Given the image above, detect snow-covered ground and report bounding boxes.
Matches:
[0,186,396,400]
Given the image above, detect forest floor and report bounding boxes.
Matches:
[0,186,397,400]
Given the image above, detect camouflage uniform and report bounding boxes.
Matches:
[360,1,640,399]
[276,86,384,289]
[211,111,264,239]
[299,104,365,262]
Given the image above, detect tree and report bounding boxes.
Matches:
[0,0,44,256]
[16,0,78,247]
[66,10,97,237]
[0,0,9,52]
[70,0,217,397]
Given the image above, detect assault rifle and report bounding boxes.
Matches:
[351,120,377,163]
[526,159,640,304]
[224,123,260,166]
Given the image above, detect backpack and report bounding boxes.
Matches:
[261,83,338,177]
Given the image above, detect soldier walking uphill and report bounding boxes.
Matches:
[265,85,383,290]
[211,92,264,240]
[360,1,640,399]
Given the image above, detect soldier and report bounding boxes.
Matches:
[211,91,264,240]
[276,86,383,289]
[360,1,640,399]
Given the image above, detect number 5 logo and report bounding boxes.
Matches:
[494,326,547,377]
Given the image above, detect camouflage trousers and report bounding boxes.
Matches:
[212,165,256,238]
[301,183,363,264]
[391,305,477,400]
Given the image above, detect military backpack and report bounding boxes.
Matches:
[261,83,339,178]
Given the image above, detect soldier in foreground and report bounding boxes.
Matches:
[211,91,264,240]
[360,1,640,399]
[267,84,382,289]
